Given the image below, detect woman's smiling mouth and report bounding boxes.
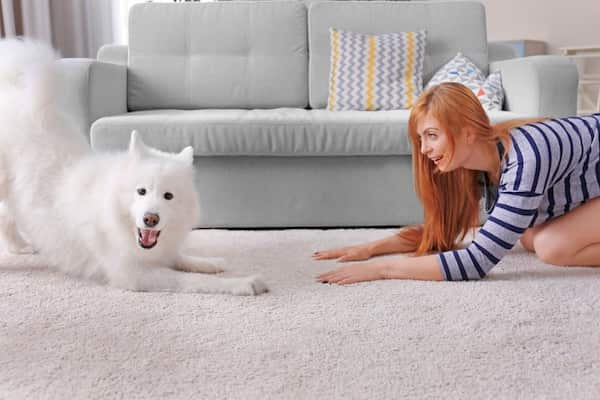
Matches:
[431,155,443,165]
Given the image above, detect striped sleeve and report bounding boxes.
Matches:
[437,190,544,280]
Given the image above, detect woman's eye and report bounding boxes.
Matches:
[428,133,437,139]
[137,188,146,196]
[164,192,174,200]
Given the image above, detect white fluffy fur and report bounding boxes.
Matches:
[0,39,267,295]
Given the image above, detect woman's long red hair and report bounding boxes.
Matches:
[400,82,543,255]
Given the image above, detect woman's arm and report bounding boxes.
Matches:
[380,254,444,280]
[316,253,443,284]
[313,226,422,261]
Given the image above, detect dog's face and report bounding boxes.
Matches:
[123,131,199,252]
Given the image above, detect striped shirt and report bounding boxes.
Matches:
[438,113,600,281]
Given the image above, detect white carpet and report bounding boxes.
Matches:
[1,229,600,399]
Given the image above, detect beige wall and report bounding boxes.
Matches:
[479,0,600,112]
[479,0,600,55]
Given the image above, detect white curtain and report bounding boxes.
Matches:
[0,0,115,58]
[50,0,115,58]
[1,0,20,38]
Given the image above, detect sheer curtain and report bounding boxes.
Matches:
[1,0,23,38]
[0,0,115,58]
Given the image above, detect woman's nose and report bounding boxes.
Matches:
[420,141,429,155]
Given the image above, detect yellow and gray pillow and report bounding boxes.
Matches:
[327,28,426,111]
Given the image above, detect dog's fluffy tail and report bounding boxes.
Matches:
[0,38,60,118]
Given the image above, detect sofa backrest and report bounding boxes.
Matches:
[308,1,488,109]
[128,1,308,110]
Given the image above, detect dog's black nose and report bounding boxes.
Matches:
[143,212,160,228]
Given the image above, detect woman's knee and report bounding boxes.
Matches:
[533,230,570,265]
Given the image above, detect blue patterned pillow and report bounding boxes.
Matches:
[426,53,504,111]
[327,28,427,111]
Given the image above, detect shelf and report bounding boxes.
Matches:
[562,54,600,59]
[560,45,600,50]
[561,46,600,114]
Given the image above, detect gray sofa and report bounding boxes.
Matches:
[57,1,578,228]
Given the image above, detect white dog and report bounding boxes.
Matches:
[0,39,267,295]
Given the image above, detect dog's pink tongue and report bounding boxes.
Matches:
[141,229,158,246]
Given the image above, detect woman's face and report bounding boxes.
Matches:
[416,113,470,172]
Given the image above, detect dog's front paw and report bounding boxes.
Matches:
[231,276,269,296]
[249,276,269,295]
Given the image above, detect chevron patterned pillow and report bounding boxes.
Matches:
[327,28,426,111]
[425,53,504,111]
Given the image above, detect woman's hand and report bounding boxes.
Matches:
[312,244,372,262]
[316,262,384,285]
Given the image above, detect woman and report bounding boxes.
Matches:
[314,82,600,283]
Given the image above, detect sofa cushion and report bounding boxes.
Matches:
[91,109,525,156]
[128,2,308,110]
[327,28,426,111]
[309,1,488,109]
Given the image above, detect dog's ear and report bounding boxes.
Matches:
[128,130,147,159]
[176,146,194,165]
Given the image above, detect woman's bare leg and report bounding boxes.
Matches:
[520,197,600,266]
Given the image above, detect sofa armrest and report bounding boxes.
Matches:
[97,44,128,66]
[56,58,127,141]
[490,55,578,118]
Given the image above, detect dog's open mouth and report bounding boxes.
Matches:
[137,228,161,249]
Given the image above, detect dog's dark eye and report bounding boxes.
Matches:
[164,192,173,200]
[137,188,146,196]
